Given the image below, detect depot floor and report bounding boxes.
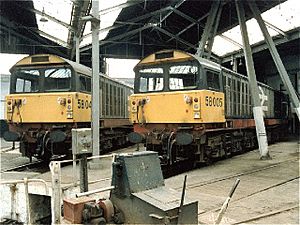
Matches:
[1,137,299,224]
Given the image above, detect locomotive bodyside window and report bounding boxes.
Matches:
[79,75,91,93]
[206,70,220,91]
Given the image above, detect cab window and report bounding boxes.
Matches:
[139,67,164,92]
[169,65,198,90]
[44,68,71,91]
[14,69,40,93]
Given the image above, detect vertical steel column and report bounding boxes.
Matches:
[235,0,270,159]
[75,36,80,63]
[206,4,223,59]
[50,162,61,225]
[232,58,238,72]
[79,155,88,192]
[248,2,300,121]
[196,0,220,57]
[91,0,100,156]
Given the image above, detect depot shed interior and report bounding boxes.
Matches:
[0,0,299,133]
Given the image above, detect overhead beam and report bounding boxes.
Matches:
[166,13,209,42]
[82,6,172,40]
[154,26,197,50]
[0,23,67,57]
[171,8,198,24]
[38,29,71,48]
[249,1,300,120]
[221,28,300,63]
[219,34,243,48]
[264,20,288,37]
[80,24,154,52]
[31,8,72,30]
[157,0,187,24]
[99,0,144,15]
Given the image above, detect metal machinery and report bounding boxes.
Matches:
[4,54,133,160]
[128,50,289,166]
[63,151,198,224]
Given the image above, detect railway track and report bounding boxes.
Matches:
[198,175,299,216]
[173,157,298,191]
[0,160,46,173]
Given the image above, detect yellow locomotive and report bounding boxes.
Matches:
[4,54,133,160]
[129,50,289,165]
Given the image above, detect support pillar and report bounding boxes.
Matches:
[248,1,300,121]
[205,3,223,59]
[91,0,100,157]
[50,162,61,225]
[196,0,221,57]
[75,36,80,63]
[235,0,270,160]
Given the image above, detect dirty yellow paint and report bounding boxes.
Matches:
[6,92,91,123]
[129,90,225,124]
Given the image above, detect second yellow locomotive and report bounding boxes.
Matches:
[129,50,289,166]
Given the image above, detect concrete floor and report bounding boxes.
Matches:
[1,138,299,224]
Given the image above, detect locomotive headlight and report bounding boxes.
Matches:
[193,103,200,111]
[194,112,200,119]
[67,112,73,119]
[131,106,137,113]
[67,98,73,112]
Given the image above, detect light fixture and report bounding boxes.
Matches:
[239,58,243,66]
[230,55,234,65]
[40,7,48,23]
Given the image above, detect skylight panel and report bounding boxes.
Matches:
[36,14,69,47]
[33,0,72,46]
[212,36,241,56]
[211,0,300,57]
[80,0,127,47]
[33,0,72,24]
[262,0,300,32]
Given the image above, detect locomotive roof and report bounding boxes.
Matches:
[11,54,92,75]
[135,49,222,71]
[135,49,274,91]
